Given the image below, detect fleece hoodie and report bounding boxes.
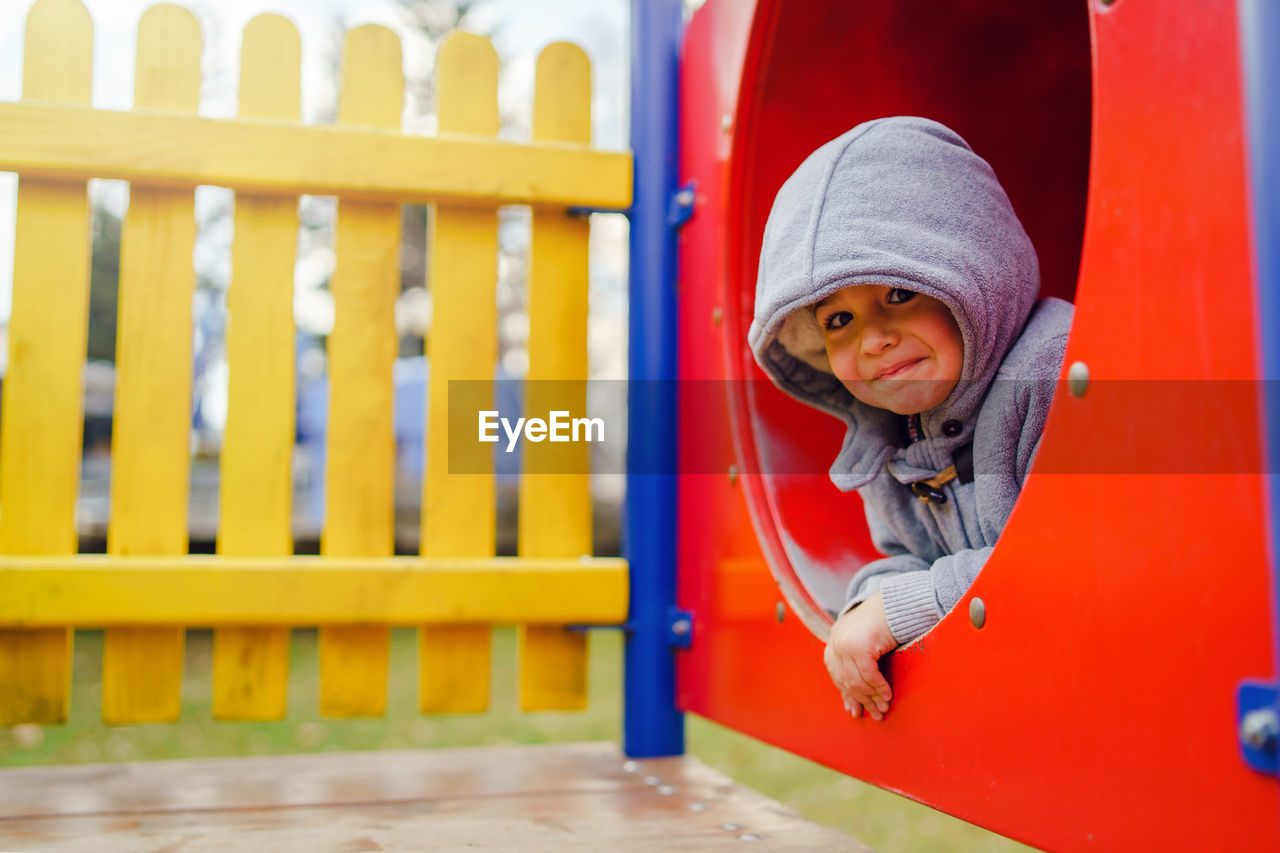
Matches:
[748,117,1072,645]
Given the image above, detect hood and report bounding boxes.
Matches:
[747,116,1040,490]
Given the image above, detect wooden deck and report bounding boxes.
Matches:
[0,742,870,851]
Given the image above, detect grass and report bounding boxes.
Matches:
[0,628,1032,852]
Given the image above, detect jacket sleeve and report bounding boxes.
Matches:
[842,501,993,646]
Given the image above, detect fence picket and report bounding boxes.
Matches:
[518,43,595,710]
[318,24,403,718]
[212,14,302,721]
[0,0,93,726]
[419,32,500,714]
[101,3,201,724]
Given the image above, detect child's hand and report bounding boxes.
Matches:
[825,591,899,721]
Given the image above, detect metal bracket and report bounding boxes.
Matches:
[667,607,694,649]
[1237,680,1279,775]
[565,622,633,634]
[567,610,693,650]
[567,205,631,220]
[666,181,697,228]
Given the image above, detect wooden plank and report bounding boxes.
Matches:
[0,557,627,626]
[318,24,403,718]
[0,0,94,726]
[0,744,870,851]
[0,101,633,209]
[419,32,501,714]
[100,2,201,725]
[519,43,595,711]
[212,13,302,721]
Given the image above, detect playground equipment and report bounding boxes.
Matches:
[1,0,1279,848]
[677,0,1280,848]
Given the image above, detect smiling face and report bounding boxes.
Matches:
[814,284,964,415]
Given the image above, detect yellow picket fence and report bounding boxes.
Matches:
[0,0,631,726]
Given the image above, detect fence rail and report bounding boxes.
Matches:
[0,0,630,726]
[0,557,628,626]
[0,100,632,208]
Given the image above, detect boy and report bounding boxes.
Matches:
[748,117,1072,721]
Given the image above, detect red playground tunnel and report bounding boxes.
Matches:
[675,0,1280,847]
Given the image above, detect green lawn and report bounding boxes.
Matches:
[0,628,1032,852]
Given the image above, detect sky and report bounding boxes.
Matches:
[0,0,631,329]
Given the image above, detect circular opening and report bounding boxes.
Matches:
[726,0,1092,633]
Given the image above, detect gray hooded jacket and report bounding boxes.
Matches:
[748,117,1072,645]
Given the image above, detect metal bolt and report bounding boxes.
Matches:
[672,619,691,637]
[969,596,986,629]
[720,113,733,133]
[1067,361,1089,398]
[728,465,739,484]
[1240,708,1279,752]
[775,601,785,624]
[675,187,695,208]
[712,306,723,326]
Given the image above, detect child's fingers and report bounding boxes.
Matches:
[829,661,873,719]
[839,681,880,722]
[826,643,892,720]
[850,648,892,702]
[851,656,892,717]
[844,686,885,717]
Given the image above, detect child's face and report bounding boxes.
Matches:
[814,285,963,415]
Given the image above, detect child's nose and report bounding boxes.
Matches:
[859,323,897,355]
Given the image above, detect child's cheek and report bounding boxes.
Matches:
[826,341,863,384]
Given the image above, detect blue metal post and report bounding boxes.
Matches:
[624,0,685,757]
[1240,0,1280,778]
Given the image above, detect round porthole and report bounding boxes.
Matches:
[723,0,1091,634]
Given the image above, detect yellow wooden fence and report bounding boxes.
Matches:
[0,0,630,726]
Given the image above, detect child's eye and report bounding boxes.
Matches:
[822,310,854,331]
[887,287,916,305]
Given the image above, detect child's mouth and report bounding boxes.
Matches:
[873,358,923,380]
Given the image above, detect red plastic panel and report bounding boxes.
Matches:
[676,0,1280,849]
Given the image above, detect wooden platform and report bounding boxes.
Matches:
[0,742,870,851]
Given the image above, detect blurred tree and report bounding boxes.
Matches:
[390,0,501,360]
[87,201,121,364]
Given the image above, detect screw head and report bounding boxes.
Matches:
[969,596,986,629]
[1241,708,1279,751]
[720,113,733,133]
[672,618,691,637]
[1067,361,1090,398]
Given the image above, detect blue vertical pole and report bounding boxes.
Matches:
[1241,0,1280,782]
[624,0,685,757]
